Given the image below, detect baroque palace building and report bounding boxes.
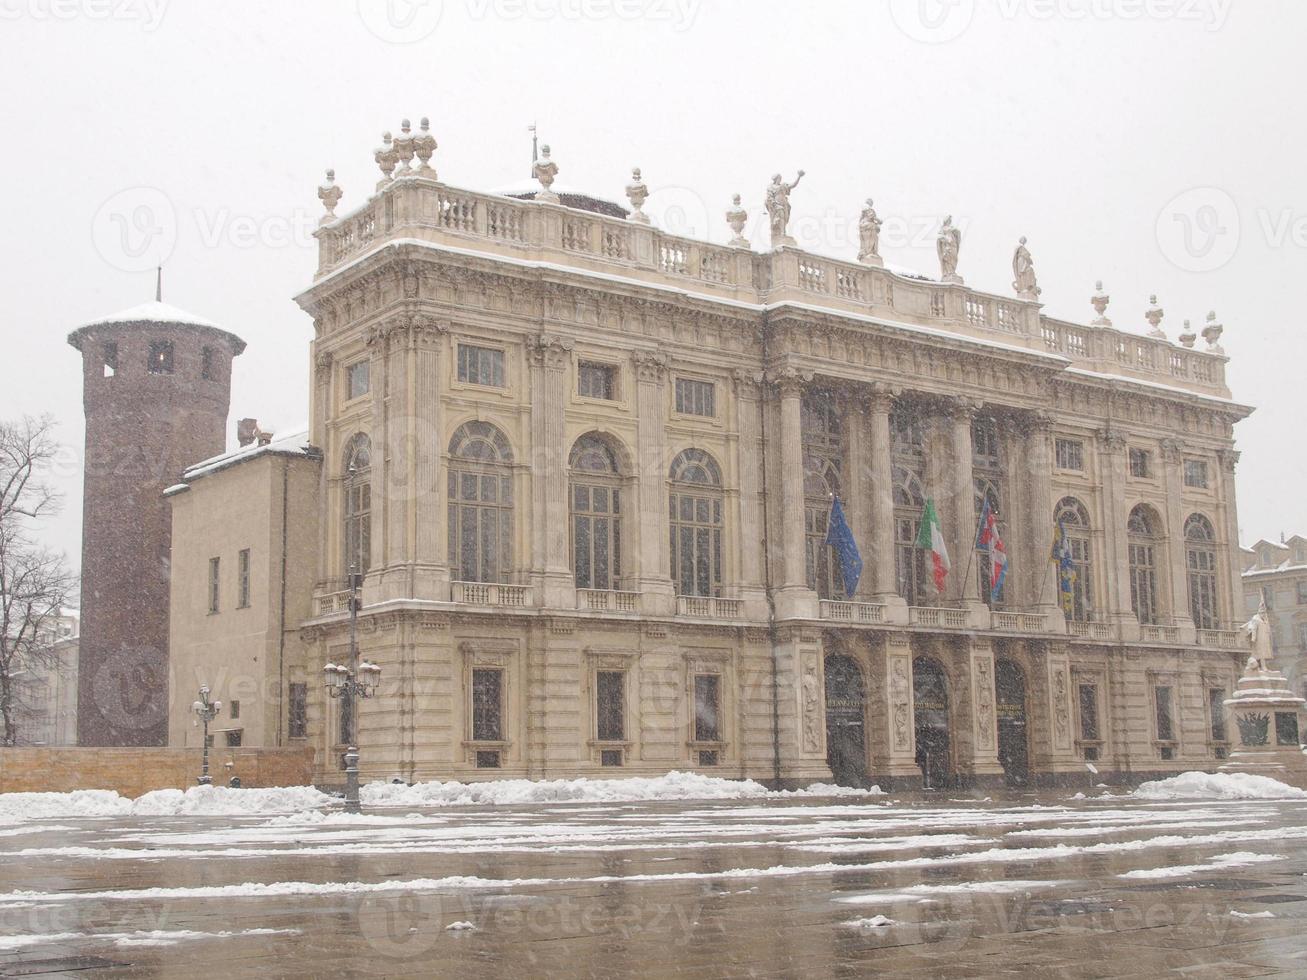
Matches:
[166,120,1253,789]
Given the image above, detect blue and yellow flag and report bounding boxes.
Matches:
[825,497,864,598]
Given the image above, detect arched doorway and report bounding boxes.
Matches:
[824,654,867,786]
[996,659,1030,787]
[913,656,951,789]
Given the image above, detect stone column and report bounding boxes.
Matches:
[867,385,906,619]
[1097,426,1135,634]
[1160,438,1196,640]
[1023,412,1062,627]
[962,636,1004,785]
[634,352,674,615]
[774,368,818,619]
[413,319,448,601]
[528,335,574,608]
[843,391,872,600]
[312,349,334,588]
[1217,448,1243,628]
[733,370,768,618]
[879,632,921,786]
[948,400,981,607]
[364,324,389,603]
[380,320,412,600]
[1043,642,1079,782]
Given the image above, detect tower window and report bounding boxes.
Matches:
[237,548,251,608]
[201,347,217,381]
[148,341,174,375]
[208,557,220,613]
[102,342,118,378]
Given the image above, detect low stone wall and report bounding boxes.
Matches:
[0,746,315,797]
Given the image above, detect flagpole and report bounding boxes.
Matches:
[1038,525,1056,611]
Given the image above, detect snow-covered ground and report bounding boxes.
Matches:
[0,771,1304,973]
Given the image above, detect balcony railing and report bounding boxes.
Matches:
[1197,628,1242,650]
[1140,624,1181,644]
[677,596,744,620]
[910,606,969,629]
[451,582,532,607]
[313,177,1229,398]
[819,600,886,624]
[992,611,1047,633]
[315,590,352,616]
[577,589,641,614]
[1068,621,1113,641]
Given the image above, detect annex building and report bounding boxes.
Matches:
[166,120,1253,789]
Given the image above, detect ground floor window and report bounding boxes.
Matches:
[472,668,504,742]
[596,670,626,742]
[694,674,721,744]
[1208,687,1227,743]
[1154,684,1175,758]
[288,682,307,739]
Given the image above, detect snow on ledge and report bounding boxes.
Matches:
[1131,771,1307,801]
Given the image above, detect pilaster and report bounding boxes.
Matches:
[529,334,574,608]
[1023,411,1064,631]
[733,370,769,618]
[413,318,449,600]
[634,351,675,614]
[878,632,920,781]
[1160,437,1197,641]
[773,368,819,619]
[867,386,907,621]
[960,636,1004,783]
[1097,426,1136,636]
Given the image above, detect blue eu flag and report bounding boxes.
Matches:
[825,496,863,598]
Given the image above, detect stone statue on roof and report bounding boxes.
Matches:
[937,215,962,283]
[1012,236,1040,300]
[765,170,804,247]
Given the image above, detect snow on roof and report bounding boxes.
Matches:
[179,427,317,484]
[76,300,220,331]
[1243,562,1307,578]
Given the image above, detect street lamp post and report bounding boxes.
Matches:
[191,687,222,786]
[323,565,381,812]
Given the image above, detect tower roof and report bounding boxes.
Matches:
[67,300,245,354]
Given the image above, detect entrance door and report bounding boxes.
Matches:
[913,656,951,789]
[824,655,867,786]
[996,659,1029,787]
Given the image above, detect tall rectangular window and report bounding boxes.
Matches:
[237,548,251,608]
[1129,448,1152,478]
[1183,459,1209,489]
[472,668,504,742]
[148,341,174,375]
[1077,683,1099,741]
[207,557,220,613]
[1154,685,1175,741]
[102,342,118,377]
[596,670,626,741]
[288,682,308,739]
[578,362,616,400]
[694,674,721,742]
[1208,687,1227,742]
[675,378,716,417]
[346,360,370,400]
[1296,581,1307,605]
[1055,438,1084,471]
[229,699,241,720]
[457,344,506,387]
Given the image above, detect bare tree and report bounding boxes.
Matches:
[0,416,76,746]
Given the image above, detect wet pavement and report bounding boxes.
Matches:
[2,790,1307,977]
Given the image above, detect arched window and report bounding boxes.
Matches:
[343,434,371,576]
[893,465,926,605]
[1055,497,1093,622]
[804,456,843,599]
[668,448,723,597]
[570,434,623,591]
[1185,513,1220,630]
[973,478,1005,606]
[447,421,514,583]
[1127,504,1162,625]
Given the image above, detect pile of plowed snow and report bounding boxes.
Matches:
[0,785,335,821]
[1132,771,1307,801]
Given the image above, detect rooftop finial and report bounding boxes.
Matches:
[155,264,162,303]
[528,122,538,178]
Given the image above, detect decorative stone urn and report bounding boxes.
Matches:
[1220,599,1307,788]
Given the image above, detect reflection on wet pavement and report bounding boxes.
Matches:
[2,791,1306,977]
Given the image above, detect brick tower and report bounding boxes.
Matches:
[68,296,245,745]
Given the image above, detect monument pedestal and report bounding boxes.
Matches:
[1220,665,1307,789]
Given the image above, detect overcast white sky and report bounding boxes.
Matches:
[2,0,1304,568]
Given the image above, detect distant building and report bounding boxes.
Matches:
[68,300,245,746]
[11,608,79,746]
[1242,535,1307,700]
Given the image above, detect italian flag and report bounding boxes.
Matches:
[916,498,951,593]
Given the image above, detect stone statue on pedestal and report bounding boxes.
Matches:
[765,170,804,248]
[1012,236,1040,300]
[937,215,962,283]
[858,198,883,267]
[533,145,560,203]
[1244,597,1275,673]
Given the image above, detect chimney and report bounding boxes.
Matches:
[237,418,258,447]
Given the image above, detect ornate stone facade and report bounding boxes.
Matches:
[170,126,1257,789]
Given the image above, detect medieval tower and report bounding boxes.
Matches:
[68,296,245,745]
